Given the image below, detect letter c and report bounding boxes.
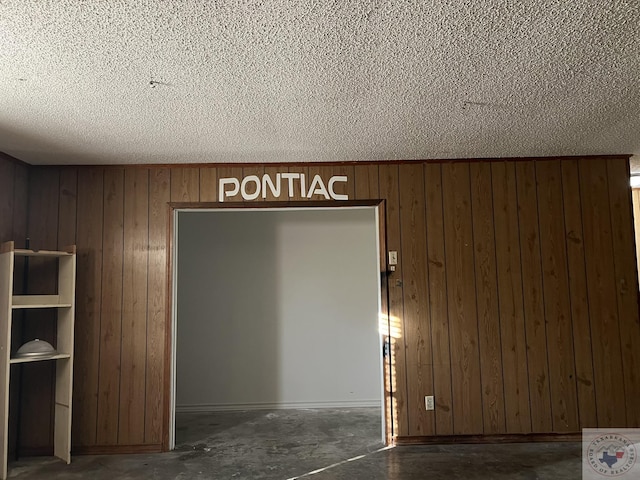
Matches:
[328,176,348,200]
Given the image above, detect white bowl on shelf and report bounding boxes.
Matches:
[13,339,58,358]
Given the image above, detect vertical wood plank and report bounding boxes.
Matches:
[606,158,640,428]
[11,163,29,249]
[579,158,627,427]
[21,167,60,451]
[25,168,60,251]
[633,189,640,289]
[492,161,532,433]
[561,159,597,428]
[96,168,125,445]
[58,168,78,247]
[442,162,483,435]
[536,160,579,432]
[199,168,218,203]
[515,162,553,432]
[354,164,379,200]
[470,162,506,434]
[424,163,454,435]
[0,160,14,243]
[170,168,199,203]
[73,168,104,446]
[378,164,408,436]
[399,163,434,436]
[2,256,12,471]
[119,169,149,444]
[145,168,170,444]
[7,161,27,456]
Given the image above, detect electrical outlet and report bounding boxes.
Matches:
[425,396,435,411]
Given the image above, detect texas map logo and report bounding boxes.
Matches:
[587,433,637,477]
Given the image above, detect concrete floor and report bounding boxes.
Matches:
[7,408,582,479]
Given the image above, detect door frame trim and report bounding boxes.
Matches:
[162,200,394,450]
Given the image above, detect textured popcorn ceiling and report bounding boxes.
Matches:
[0,1,639,166]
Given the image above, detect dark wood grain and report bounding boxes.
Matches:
[354,164,379,200]
[8,156,640,451]
[11,163,29,249]
[560,159,597,428]
[145,168,170,444]
[58,168,78,247]
[170,168,199,203]
[536,160,579,432]
[96,168,125,444]
[395,432,581,445]
[399,163,434,436]
[514,161,552,433]
[119,169,149,444]
[492,162,532,433]
[578,158,627,427]
[198,167,218,202]
[0,159,14,243]
[606,158,640,427]
[633,189,640,289]
[470,162,506,434]
[424,163,454,435]
[73,168,104,446]
[442,163,483,435]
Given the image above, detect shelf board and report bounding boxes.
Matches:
[13,249,74,257]
[10,353,71,364]
[12,304,73,310]
[1,241,76,256]
[11,295,72,309]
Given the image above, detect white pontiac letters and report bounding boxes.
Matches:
[218,173,348,202]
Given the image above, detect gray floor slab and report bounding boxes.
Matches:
[7,408,582,479]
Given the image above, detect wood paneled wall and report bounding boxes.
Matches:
[0,154,28,249]
[6,156,640,452]
[0,154,29,455]
[632,189,640,288]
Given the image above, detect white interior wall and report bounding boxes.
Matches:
[176,208,382,411]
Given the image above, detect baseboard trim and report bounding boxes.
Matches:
[72,444,163,455]
[394,432,582,445]
[175,400,382,413]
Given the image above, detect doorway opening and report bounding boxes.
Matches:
[167,204,393,470]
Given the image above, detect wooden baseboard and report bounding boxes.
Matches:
[72,444,163,455]
[394,432,582,445]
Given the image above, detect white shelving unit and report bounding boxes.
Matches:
[0,241,76,480]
